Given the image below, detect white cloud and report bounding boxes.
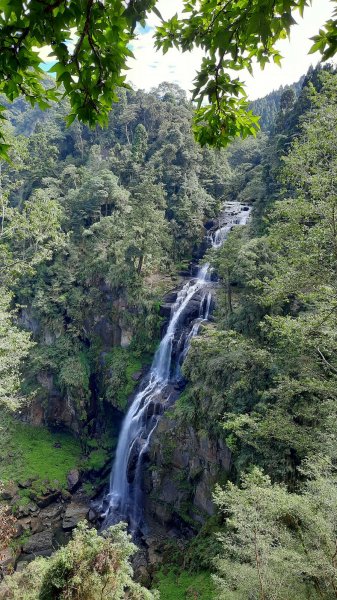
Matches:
[39,0,335,99]
[127,0,335,99]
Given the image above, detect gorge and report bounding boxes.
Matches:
[101,203,250,536]
[2,65,337,600]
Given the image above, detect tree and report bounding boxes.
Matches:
[213,459,337,600]
[0,0,336,156]
[132,124,148,163]
[279,88,296,112]
[0,522,158,599]
[0,290,33,410]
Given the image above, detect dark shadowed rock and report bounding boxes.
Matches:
[35,491,60,509]
[131,370,143,382]
[204,219,215,230]
[62,503,88,530]
[163,291,178,303]
[159,303,172,318]
[88,508,98,522]
[22,531,53,556]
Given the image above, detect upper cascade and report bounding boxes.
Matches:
[101,202,251,533]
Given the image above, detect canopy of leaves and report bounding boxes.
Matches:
[214,459,337,599]
[179,67,337,481]
[0,83,229,420]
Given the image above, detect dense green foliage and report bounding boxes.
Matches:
[2,51,337,598]
[0,522,158,599]
[249,78,303,131]
[0,0,337,156]
[0,83,228,429]
[214,460,337,599]
[169,65,337,597]
[152,569,214,600]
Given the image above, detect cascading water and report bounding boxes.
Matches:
[101,203,250,533]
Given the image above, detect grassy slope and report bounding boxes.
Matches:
[152,570,214,600]
[0,410,82,490]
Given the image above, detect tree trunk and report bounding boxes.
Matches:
[137,254,144,275]
[227,269,233,314]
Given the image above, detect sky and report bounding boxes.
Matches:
[127,0,334,100]
[39,0,335,101]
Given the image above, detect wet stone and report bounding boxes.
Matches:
[62,503,88,530]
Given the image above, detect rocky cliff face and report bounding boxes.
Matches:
[144,410,231,534]
[19,282,150,433]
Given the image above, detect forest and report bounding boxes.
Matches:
[1,21,337,600]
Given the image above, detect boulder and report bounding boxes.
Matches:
[18,479,34,490]
[67,469,80,492]
[17,518,31,532]
[15,501,39,518]
[159,303,172,318]
[88,508,98,522]
[163,291,178,304]
[35,491,60,508]
[1,482,19,501]
[39,503,63,522]
[30,516,44,534]
[22,531,53,556]
[62,503,88,530]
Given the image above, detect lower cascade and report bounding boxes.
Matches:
[101,202,250,533]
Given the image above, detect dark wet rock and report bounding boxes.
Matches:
[22,531,53,556]
[163,291,178,304]
[62,503,88,530]
[159,478,181,505]
[35,491,60,509]
[145,414,232,532]
[88,508,98,522]
[131,370,143,382]
[94,317,121,348]
[204,219,215,230]
[127,440,142,484]
[180,299,202,322]
[39,503,63,522]
[159,303,172,318]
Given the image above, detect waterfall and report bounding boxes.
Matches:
[101,203,251,533]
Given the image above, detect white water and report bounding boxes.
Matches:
[102,203,250,532]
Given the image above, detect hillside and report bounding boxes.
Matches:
[1,64,337,599]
